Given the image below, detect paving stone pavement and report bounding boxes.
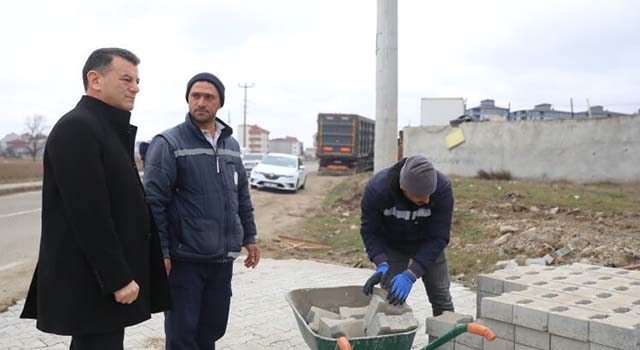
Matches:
[0,258,476,349]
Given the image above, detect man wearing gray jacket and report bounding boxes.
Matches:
[143,72,260,350]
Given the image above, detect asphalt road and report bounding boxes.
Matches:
[0,191,41,270]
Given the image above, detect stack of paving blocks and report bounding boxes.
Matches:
[426,263,640,349]
[306,294,418,339]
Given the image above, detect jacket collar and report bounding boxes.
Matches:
[184,113,233,141]
[78,95,132,131]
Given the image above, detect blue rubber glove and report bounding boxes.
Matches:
[387,270,417,305]
[363,262,390,295]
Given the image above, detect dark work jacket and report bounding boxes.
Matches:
[360,158,454,277]
[20,96,171,335]
[143,115,256,262]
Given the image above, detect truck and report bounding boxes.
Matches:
[316,113,375,175]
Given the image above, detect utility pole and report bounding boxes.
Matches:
[239,83,255,149]
[374,0,398,172]
[586,98,591,118]
[570,98,574,118]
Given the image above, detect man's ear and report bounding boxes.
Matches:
[86,70,102,92]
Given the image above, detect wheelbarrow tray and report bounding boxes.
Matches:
[286,285,420,350]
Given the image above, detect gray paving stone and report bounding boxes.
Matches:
[0,258,476,350]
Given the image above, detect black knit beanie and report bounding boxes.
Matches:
[185,72,225,107]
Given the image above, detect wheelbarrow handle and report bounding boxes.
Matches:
[467,323,497,341]
[421,322,496,350]
[336,336,352,350]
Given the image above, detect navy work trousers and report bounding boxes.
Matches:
[387,250,454,316]
[165,260,233,350]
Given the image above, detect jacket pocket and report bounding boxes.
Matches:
[179,217,224,256]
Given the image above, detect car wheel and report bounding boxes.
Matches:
[300,179,306,190]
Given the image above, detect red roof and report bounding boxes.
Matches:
[7,139,28,147]
[248,124,269,135]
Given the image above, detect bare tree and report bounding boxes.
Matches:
[24,115,48,161]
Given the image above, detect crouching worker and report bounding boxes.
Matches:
[360,155,455,316]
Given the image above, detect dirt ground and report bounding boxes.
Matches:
[250,170,344,243]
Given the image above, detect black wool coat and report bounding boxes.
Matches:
[20,95,171,335]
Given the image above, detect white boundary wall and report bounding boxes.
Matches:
[403,115,640,182]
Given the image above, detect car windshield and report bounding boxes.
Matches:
[243,154,263,161]
[261,155,297,168]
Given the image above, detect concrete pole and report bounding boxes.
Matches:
[374,0,398,173]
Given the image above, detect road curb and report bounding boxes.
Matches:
[0,185,42,197]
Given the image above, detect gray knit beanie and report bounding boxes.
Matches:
[399,155,437,197]
[185,72,225,107]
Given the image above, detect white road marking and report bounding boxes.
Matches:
[0,260,25,272]
[0,208,41,219]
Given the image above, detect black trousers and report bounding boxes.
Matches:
[70,329,124,350]
[165,261,233,350]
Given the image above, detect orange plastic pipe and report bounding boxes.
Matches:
[336,336,352,350]
[467,323,497,340]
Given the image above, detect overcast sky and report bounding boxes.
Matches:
[1,0,638,147]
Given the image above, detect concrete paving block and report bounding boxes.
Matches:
[513,298,564,332]
[589,343,623,350]
[454,342,481,350]
[481,293,528,323]
[607,283,640,298]
[512,288,580,305]
[513,344,539,350]
[426,311,474,337]
[515,326,550,350]
[589,313,640,350]
[364,295,387,330]
[366,313,418,337]
[385,303,413,315]
[455,329,484,349]
[478,273,505,294]
[547,305,606,341]
[477,290,500,318]
[317,317,365,339]
[549,334,589,350]
[307,306,340,324]
[339,306,367,319]
[502,276,529,294]
[565,263,640,282]
[484,337,515,350]
[476,318,515,341]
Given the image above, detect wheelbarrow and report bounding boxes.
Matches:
[286,286,496,350]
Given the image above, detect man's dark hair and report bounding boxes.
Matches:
[82,48,140,91]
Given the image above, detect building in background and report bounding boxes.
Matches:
[420,97,466,125]
[509,104,629,121]
[269,136,303,156]
[237,124,270,154]
[466,99,510,121]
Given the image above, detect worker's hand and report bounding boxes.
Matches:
[363,262,390,295]
[244,243,260,268]
[114,280,140,304]
[164,258,172,276]
[387,270,417,306]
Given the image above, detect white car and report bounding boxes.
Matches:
[250,153,306,192]
[241,153,264,177]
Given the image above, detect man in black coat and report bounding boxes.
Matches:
[20,47,171,350]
